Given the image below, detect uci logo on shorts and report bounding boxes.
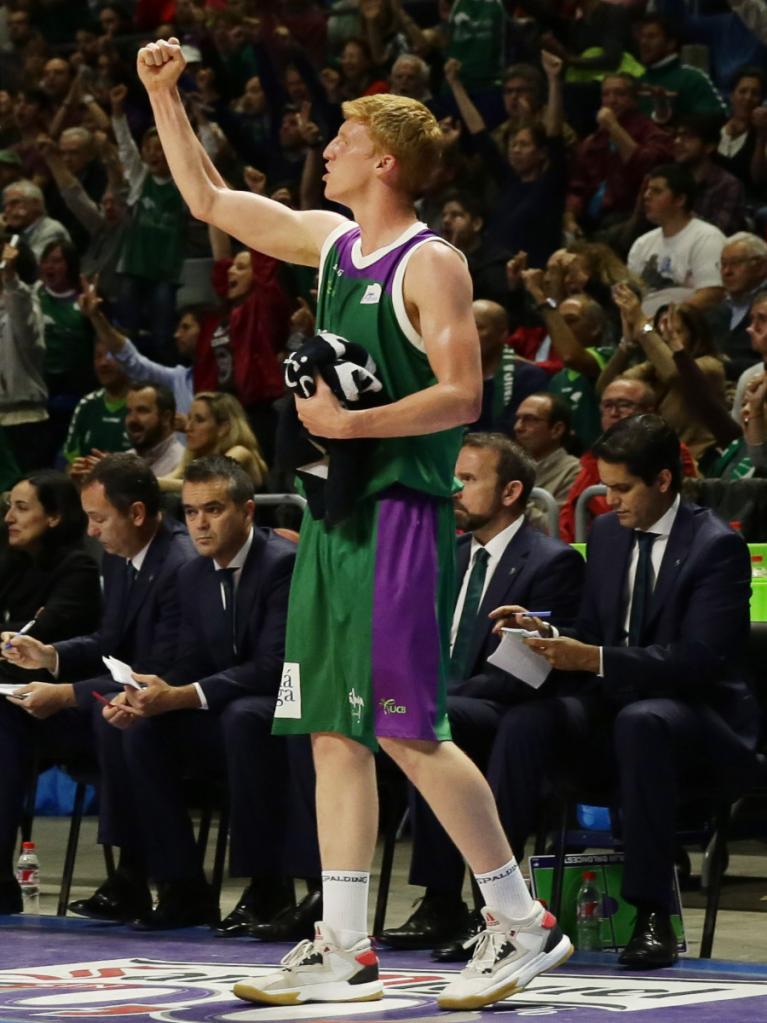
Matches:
[380,698,407,715]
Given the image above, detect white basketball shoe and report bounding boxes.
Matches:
[233,920,383,1006]
[437,902,573,1010]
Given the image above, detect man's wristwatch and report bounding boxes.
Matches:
[536,297,557,312]
[638,320,654,335]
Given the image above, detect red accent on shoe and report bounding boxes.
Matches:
[541,910,557,929]
[485,912,497,926]
[355,950,379,967]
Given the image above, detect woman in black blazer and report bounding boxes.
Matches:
[0,471,101,680]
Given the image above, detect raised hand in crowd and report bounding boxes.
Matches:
[0,633,57,672]
[0,239,19,283]
[658,303,687,353]
[69,449,107,483]
[520,266,548,305]
[319,67,342,105]
[77,273,102,319]
[291,296,315,337]
[540,50,564,81]
[443,57,462,88]
[243,166,267,195]
[506,250,528,291]
[546,249,578,301]
[612,281,644,345]
[109,83,128,116]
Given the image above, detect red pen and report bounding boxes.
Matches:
[91,690,140,714]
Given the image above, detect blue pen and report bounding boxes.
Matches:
[4,618,36,649]
[525,612,552,618]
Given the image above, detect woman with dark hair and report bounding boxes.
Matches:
[0,470,101,681]
[600,287,727,463]
[717,66,767,193]
[36,240,96,462]
[445,51,567,267]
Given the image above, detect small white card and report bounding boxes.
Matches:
[275,662,302,718]
[102,655,142,688]
[487,628,551,689]
[0,683,26,697]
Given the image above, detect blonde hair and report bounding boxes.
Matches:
[184,392,267,486]
[341,94,443,196]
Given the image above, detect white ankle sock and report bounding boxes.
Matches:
[321,869,370,946]
[474,858,534,920]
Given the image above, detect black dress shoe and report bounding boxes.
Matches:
[431,909,485,962]
[69,876,152,922]
[378,894,470,950]
[0,879,22,915]
[619,908,678,969]
[131,879,218,931]
[214,880,295,938]
[248,889,322,941]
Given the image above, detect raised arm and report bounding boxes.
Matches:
[136,38,346,267]
[295,243,482,439]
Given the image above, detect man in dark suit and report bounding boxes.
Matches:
[380,432,585,954]
[0,453,194,914]
[74,454,304,931]
[489,415,759,967]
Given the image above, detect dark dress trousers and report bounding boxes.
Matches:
[409,522,585,894]
[93,528,317,883]
[487,503,760,910]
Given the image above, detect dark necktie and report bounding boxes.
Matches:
[125,562,138,602]
[628,531,658,647]
[219,568,238,655]
[450,547,490,680]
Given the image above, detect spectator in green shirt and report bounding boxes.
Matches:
[64,342,131,482]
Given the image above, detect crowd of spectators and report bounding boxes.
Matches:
[0,0,767,973]
[1,0,767,525]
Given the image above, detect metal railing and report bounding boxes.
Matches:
[529,486,560,538]
[574,484,607,542]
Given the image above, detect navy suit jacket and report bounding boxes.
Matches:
[54,518,196,709]
[450,520,585,703]
[164,527,296,713]
[575,502,759,746]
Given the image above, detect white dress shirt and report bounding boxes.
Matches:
[450,517,525,651]
[598,494,681,674]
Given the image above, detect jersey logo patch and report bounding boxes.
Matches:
[360,283,382,305]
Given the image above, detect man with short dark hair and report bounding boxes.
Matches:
[514,392,579,532]
[380,432,584,956]
[637,15,726,125]
[76,454,301,931]
[627,163,726,312]
[566,74,673,234]
[125,382,184,476]
[672,114,745,235]
[0,452,194,915]
[490,414,758,968]
[440,193,511,311]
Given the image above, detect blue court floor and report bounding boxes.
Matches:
[1,916,767,1023]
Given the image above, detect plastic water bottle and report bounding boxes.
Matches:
[16,841,40,914]
[575,870,602,951]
